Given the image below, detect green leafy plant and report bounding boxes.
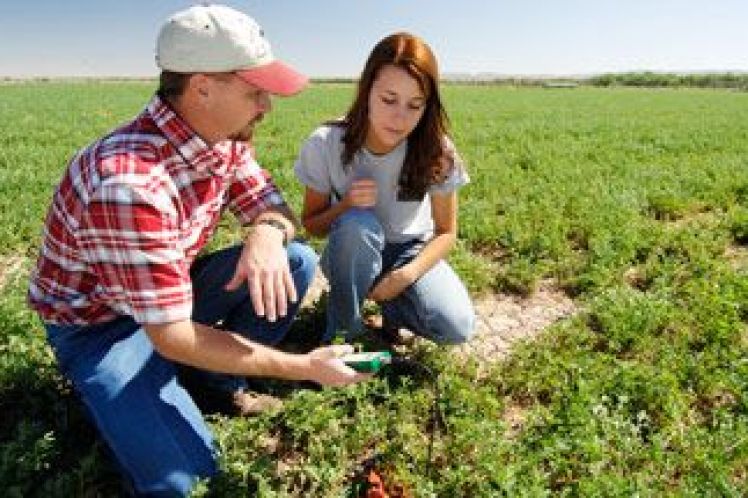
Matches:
[2,82,748,495]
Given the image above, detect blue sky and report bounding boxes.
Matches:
[1,0,745,78]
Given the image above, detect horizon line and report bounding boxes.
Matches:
[4,70,748,83]
[3,68,748,82]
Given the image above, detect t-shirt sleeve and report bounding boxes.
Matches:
[294,132,332,195]
[429,137,470,195]
[226,142,287,225]
[79,178,193,325]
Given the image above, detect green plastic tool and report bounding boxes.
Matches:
[342,351,393,373]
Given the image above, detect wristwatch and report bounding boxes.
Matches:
[255,218,289,246]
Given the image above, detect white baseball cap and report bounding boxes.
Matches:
[155,4,307,96]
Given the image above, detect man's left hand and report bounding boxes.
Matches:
[224,223,296,321]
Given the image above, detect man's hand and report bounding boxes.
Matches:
[368,264,417,302]
[144,320,372,385]
[304,344,371,386]
[225,222,296,321]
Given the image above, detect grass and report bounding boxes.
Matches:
[1,81,747,496]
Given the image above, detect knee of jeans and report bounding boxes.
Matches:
[331,209,384,249]
[138,464,217,497]
[287,241,318,288]
[125,434,217,496]
[288,241,318,274]
[432,306,476,345]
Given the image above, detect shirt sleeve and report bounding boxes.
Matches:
[225,142,286,225]
[294,131,332,195]
[79,175,193,325]
[429,137,470,195]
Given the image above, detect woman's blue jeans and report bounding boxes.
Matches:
[320,209,476,344]
[43,241,317,496]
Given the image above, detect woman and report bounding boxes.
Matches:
[294,32,475,344]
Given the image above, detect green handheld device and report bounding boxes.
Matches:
[342,351,392,373]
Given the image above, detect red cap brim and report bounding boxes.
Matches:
[235,60,308,96]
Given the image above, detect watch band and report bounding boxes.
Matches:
[255,218,289,245]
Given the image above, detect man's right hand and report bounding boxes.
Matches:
[304,344,371,386]
[224,221,296,322]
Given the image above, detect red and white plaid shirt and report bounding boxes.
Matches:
[28,95,285,326]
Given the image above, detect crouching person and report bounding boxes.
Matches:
[27,5,368,496]
[294,33,477,345]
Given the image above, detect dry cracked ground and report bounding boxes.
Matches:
[302,270,579,366]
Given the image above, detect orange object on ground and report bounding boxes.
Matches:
[365,469,389,498]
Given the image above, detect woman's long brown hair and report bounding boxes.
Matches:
[336,32,452,200]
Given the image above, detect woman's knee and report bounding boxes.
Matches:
[431,306,477,345]
[287,240,318,274]
[286,241,318,295]
[330,208,384,248]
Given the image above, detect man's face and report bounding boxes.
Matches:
[206,73,272,142]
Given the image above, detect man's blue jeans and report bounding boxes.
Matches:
[320,209,476,343]
[43,241,317,496]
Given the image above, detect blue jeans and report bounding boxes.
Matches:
[320,209,476,344]
[43,241,317,496]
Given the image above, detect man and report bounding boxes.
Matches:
[28,4,366,495]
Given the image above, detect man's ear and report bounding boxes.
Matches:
[190,73,212,100]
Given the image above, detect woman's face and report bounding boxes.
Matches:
[365,64,427,154]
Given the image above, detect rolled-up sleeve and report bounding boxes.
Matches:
[226,144,286,225]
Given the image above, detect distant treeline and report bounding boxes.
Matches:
[5,73,747,90]
[589,72,748,89]
[314,72,748,90]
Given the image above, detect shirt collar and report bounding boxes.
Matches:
[360,138,407,165]
[146,94,229,175]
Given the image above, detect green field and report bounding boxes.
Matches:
[1,82,747,496]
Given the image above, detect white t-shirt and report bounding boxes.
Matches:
[294,124,469,243]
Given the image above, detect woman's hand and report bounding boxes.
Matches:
[343,178,378,209]
[368,264,418,302]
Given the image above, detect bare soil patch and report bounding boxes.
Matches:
[0,256,27,290]
[455,279,578,365]
[501,401,530,439]
[303,272,580,366]
[724,244,748,271]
